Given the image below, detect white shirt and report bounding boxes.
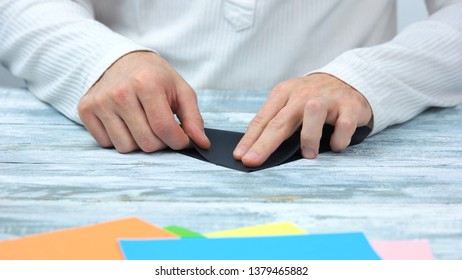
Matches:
[1,0,461,135]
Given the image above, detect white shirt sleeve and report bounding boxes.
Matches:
[0,0,152,123]
[313,1,462,135]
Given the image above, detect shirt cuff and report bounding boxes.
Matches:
[68,33,156,124]
[307,51,409,136]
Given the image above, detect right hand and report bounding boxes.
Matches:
[78,51,210,153]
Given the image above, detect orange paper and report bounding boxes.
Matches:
[0,217,176,260]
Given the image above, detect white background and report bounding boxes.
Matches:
[1,260,462,280]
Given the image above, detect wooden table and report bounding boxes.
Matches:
[1,87,461,259]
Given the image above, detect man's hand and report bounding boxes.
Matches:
[78,51,210,153]
[233,73,372,167]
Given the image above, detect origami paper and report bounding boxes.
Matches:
[204,222,307,237]
[178,125,371,172]
[0,217,177,260]
[370,240,434,260]
[164,226,204,238]
[201,223,435,260]
[119,232,381,260]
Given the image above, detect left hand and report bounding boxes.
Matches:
[233,73,373,167]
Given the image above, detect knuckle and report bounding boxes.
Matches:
[294,85,318,98]
[94,96,105,110]
[271,78,299,95]
[267,117,289,134]
[271,81,290,95]
[150,119,169,136]
[336,118,356,131]
[77,98,91,115]
[110,84,131,105]
[139,71,168,93]
[132,69,155,91]
[138,133,159,153]
[290,91,311,105]
[249,113,267,129]
[139,143,158,153]
[304,99,324,113]
[150,79,166,93]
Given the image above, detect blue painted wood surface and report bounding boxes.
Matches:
[0,87,461,259]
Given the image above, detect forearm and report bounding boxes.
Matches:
[0,0,151,123]
[313,1,462,135]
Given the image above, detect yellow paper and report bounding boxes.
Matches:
[204,222,307,238]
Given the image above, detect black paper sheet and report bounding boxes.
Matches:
[178,124,371,172]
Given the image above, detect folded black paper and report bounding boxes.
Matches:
[178,125,371,172]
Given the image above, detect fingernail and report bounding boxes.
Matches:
[302,148,316,159]
[243,150,259,161]
[233,146,248,158]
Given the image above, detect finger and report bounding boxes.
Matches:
[241,99,304,167]
[98,112,138,153]
[330,110,357,152]
[300,98,329,159]
[233,90,289,160]
[138,85,190,150]
[79,112,112,148]
[175,83,210,149]
[116,97,167,153]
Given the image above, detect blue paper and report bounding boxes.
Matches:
[119,232,381,260]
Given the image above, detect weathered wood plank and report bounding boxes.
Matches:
[1,87,461,259]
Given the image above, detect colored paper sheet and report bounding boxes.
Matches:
[204,222,306,237]
[0,217,177,260]
[164,226,204,238]
[203,223,433,260]
[156,224,435,260]
[165,223,432,260]
[119,232,381,260]
[178,125,371,172]
[370,240,434,260]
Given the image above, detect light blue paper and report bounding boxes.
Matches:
[119,232,381,260]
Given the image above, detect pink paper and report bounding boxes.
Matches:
[371,240,434,260]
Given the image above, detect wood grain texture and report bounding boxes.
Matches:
[1,87,461,259]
